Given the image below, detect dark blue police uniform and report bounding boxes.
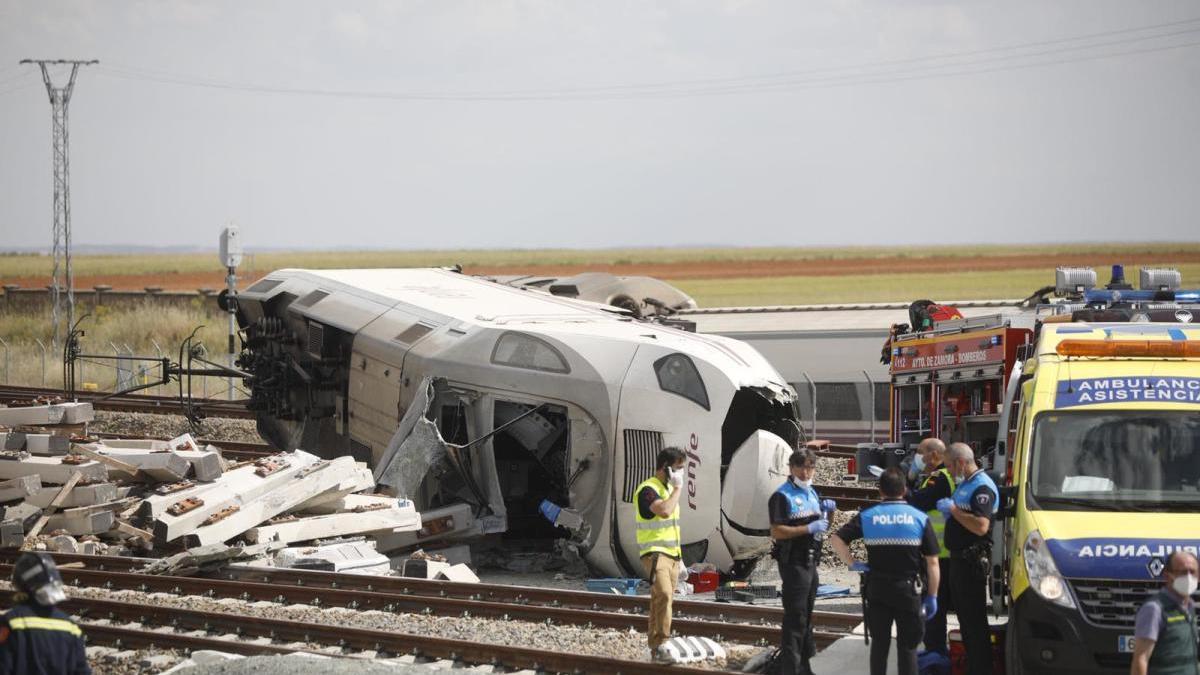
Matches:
[944,469,998,675]
[0,602,92,675]
[836,500,939,675]
[906,464,955,655]
[768,477,824,675]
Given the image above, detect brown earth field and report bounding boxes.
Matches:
[6,251,1200,290]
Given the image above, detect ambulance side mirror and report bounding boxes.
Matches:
[994,485,1018,520]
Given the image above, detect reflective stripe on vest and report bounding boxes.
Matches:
[861,502,929,548]
[635,477,681,558]
[7,616,82,637]
[921,467,956,559]
[952,469,998,512]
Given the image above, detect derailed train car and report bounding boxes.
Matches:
[234,268,801,577]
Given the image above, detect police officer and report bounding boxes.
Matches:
[832,467,940,675]
[906,437,955,657]
[0,552,91,675]
[634,446,687,663]
[936,442,998,675]
[1130,550,1198,675]
[769,448,836,675]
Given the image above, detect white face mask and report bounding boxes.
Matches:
[913,454,926,472]
[794,478,812,489]
[1172,572,1198,597]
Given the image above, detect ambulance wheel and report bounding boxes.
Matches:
[1004,608,1026,675]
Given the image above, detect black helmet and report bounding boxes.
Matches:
[12,552,67,606]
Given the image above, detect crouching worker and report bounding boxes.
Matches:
[0,552,91,675]
[831,467,940,675]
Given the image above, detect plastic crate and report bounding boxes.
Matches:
[715,584,778,602]
[586,578,640,595]
[690,571,719,594]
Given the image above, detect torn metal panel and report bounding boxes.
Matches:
[373,377,445,498]
[465,393,506,532]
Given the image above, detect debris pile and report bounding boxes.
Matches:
[0,400,428,575]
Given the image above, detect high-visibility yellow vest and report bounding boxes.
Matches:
[921,466,956,559]
[634,476,681,558]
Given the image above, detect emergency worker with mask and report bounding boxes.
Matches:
[905,437,955,657]
[769,448,836,675]
[635,446,687,663]
[1131,550,1199,675]
[0,552,91,675]
[832,467,940,675]
[935,443,997,675]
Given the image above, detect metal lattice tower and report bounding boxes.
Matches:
[20,59,97,348]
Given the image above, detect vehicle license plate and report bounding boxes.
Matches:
[1118,635,1136,653]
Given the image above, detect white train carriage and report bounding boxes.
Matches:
[681,301,1033,446]
[234,268,801,577]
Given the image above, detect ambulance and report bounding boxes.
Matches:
[991,271,1200,674]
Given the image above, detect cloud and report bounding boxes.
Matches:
[332,10,370,42]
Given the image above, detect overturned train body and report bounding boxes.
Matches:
[234,268,801,577]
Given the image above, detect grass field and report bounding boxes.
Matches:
[3,242,1199,280]
[675,264,1200,306]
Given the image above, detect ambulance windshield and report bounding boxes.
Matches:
[1029,411,1200,510]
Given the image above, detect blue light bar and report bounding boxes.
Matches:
[1083,289,1200,304]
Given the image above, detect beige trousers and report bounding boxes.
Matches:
[641,553,681,650]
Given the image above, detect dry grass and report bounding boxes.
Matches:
[3,242,1200,280]
[0,302,231,396]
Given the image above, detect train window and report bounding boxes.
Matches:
[815,382,862,421]
[874,383,890,421]
[491,332,570,374]
[653,353,710,410]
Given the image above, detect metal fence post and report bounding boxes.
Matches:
[151,339,164,395]
[34,339,47,386]
[0,337,8,384]
[109,341,122,390]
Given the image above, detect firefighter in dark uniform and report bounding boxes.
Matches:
[936,442,998,675]
[832,467,940,675]
[0,552,92,675]
[906,437,955,657]
[769,447,836,675]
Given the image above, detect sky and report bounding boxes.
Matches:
[1,0,1198,252]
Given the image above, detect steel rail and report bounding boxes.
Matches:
[68,597,723,674]
[1,550,860,633]
[0,563,842,648]
[816,484,881,510]
[0,384,252,418]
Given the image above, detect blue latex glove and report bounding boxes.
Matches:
[806,519,829,536]
[821,499,837,513]
[849,561,869,574]
[922,595,938,619]
[936,498,953,517]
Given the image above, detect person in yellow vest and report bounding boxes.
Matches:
[905,437,955,658]
[635,446,687,663]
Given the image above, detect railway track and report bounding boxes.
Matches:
[0,384,252,419]
[65,595,726,674]
[0,552,855,646]
[817,484,880,510]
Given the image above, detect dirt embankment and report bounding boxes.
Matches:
[5,252,1199,291]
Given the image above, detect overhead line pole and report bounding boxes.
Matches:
[20,58,98,349]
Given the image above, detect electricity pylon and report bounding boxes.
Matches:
[20,59,98,348]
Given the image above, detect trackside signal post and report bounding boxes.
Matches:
[219,227,243,400]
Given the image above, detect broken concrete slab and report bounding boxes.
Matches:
[296,493,399,516]
[82,446,189,482]
[138,479,225,519]
[401,557,450,579]
[370,502,476,553]
[182,456,365,547]
[48,534,79,553]
[152,451,327,543]
[0,521,24,548]
[288,464,375,513]
[91,443,223,482]
[435,563,480,583]
[45,509,113,536]
[1,432,26,451]
[0,455,108,484]
[24,434,71,456]
[245,500,420,545]
[0,402,93,426]
[175,450,223,482]
[272,539,391,575]
[0,475,42,503]
[1,502,43,530]
[25,483,117,509]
